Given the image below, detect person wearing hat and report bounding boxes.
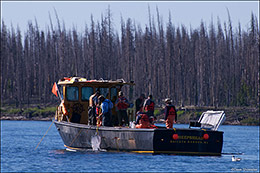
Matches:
[164,98,177,129]
[115,91,129,126]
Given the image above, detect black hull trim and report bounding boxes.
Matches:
[64,144,221,156]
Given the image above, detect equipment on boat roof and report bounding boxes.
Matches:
[58,77,135,85]
[189,110,226,131]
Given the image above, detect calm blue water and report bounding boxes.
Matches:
[1,120,259,172]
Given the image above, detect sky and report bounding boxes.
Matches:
[1,1,259,35]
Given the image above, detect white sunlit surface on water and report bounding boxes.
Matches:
[1,121,259,172]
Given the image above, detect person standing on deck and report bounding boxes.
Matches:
[115,91,129,126]
[135,113,152,129]
[98,95,113,127]
[164,98,177,129]
[88,91,100,125]
[143,94,155,124]
[135,94,145,114]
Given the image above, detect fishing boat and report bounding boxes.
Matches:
[53,77,226,155]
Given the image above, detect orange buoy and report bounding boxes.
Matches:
[172,134,179,140]
[203,134,209,140]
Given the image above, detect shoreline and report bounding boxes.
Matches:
[1,115,259,126]
[0,115,53,121]
[1,105,259,126]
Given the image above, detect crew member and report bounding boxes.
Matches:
[135,94,145,114]
[164,98,177,129]
[88,91,100,125]
[135,113,151,128]
[115,91,129,126]
[98,95,113,127]
[135,112,157,129]
[143,94,155,124]
[135,111,143,125]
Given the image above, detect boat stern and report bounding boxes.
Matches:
[153,128,223,155]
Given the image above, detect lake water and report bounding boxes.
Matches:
[1,120,259,172]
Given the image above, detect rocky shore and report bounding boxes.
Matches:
[0,115,53,121]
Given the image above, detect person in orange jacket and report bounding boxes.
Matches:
[143,95,155,124]
[115,91,129,126]
[164,98,177,128]
[135,113,151,128]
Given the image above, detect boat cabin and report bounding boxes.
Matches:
[55,77,134,125]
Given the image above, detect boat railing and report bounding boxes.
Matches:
[189,110,226,131]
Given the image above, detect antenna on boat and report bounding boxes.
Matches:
[57,88,62,101]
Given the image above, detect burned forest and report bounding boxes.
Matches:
[1,10,259,108]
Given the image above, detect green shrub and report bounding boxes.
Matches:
[177,110,184,115]
[240,117,259,125]
[7,108,21,114]
[43,107,56,112]
[154,109,161,116]
[195,111,202,118]
[16,106,56,117]
[0,108,7,113]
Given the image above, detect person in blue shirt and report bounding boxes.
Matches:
[98,95,113,127]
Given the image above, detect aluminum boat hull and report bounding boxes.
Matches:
[54,120,223,155]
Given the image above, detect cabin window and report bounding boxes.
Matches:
[82,87,94,101]
[110,87,117,102]
[66,86,79,101]
[99,88,109,98]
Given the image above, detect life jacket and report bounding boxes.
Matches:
[60,102,68,115]
[166,105,176,118]
[96,106,100,116]
[117,97,128,110]
[95,106,101,126]
[136,114,153,129]
[145,100,155,111]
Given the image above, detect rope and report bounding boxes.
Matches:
[96,125,99,135]
[35,121,54,150]
[69,128,84,147]
[96,115,101,135]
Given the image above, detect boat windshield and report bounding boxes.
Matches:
[66,86,79,101]
[110,87,117,102]
[82,87,94,101]
[99,88,109,98]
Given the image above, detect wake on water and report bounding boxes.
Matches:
[90,133,106,152]
[91,134,101,151]
[64,133,106,152]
